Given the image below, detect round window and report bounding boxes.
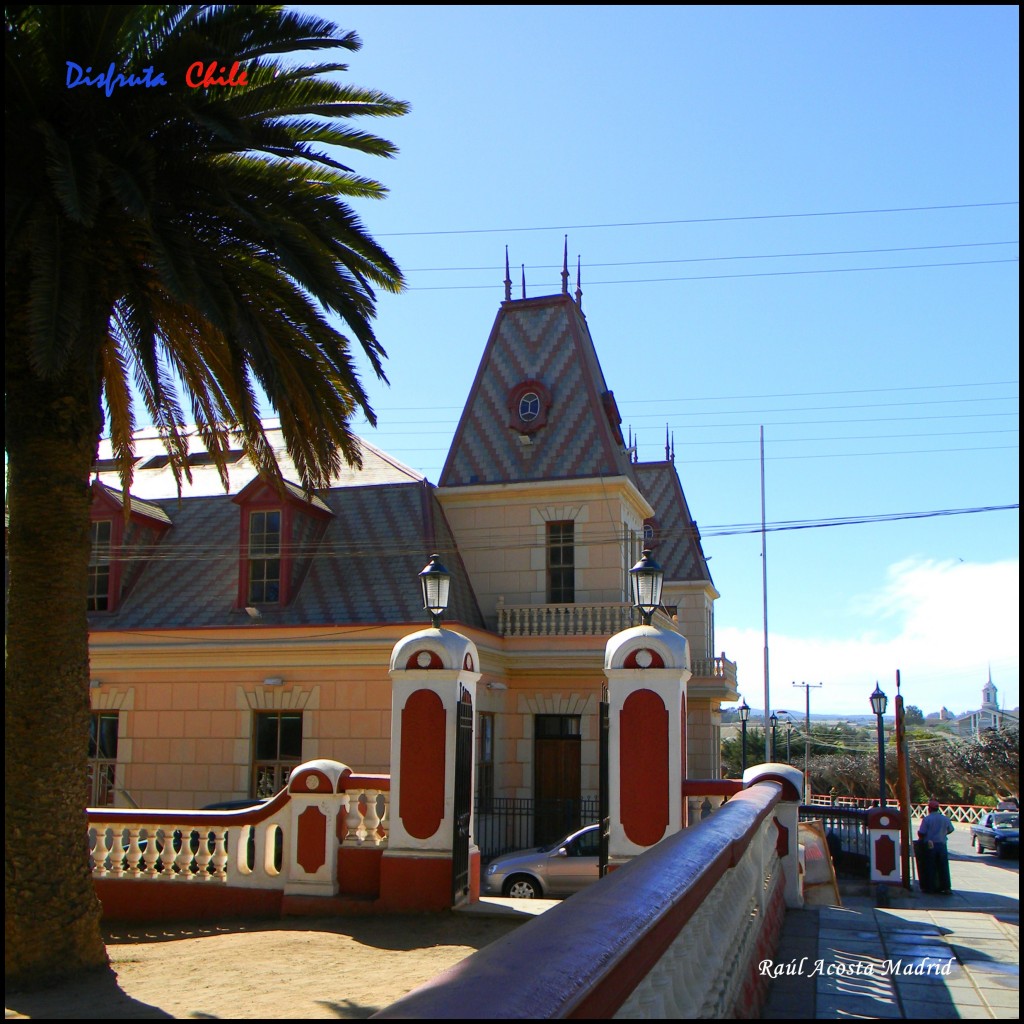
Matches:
[518,392,540,422]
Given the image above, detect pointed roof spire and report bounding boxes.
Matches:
[504,246,511,301]
[670,432,675,463]
[561,235,570,294]
[665,424,671,461]
[521,264,526,300]
[575,255,583,308]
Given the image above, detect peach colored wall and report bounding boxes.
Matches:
[686,699,722,780]
[90,624,719,810]
[89,627,403,809]
[439,479,652,625]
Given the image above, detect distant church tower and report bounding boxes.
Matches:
[981,670,998,711]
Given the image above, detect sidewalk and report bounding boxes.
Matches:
[762,830,1019,1019]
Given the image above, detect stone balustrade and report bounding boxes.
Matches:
[497,601,637,637]
[690,654,738,685]
[88,769,390,888]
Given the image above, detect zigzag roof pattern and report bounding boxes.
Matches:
[440,294,634,487]
[632,461,714,586]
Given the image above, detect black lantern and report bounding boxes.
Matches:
[869,684,888,718]
[870,683,888,806]
[769,711,779,761]
[738,699,750,776]
[418,554,451,628]
[629,548,664,625]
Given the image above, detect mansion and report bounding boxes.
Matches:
[87,281,739,834]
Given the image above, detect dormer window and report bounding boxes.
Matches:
[233,478,332,609]
[88,483,172,613]
[248,510,282,604]
[88,521,113,611]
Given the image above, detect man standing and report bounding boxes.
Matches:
[917,798,955,894]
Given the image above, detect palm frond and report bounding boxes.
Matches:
[7,3,407,492]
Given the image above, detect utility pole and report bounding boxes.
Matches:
[793,681,823,802]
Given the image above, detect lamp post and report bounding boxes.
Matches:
[738,699,750,776]
[628,549,664,625]
[870,683,888,807]
[769,711,779,761]
[785,718,793,763]
[418,553,451,628]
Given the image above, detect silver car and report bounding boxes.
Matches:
[482,823,601,899]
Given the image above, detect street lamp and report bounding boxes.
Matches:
[629,549,664,626]
[870,683,888,807]
[769,711,779,761]
[738,699,750,776]
[785,717,793,763]
[418,553,451,628]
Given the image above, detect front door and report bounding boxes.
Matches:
[534,714,581,845]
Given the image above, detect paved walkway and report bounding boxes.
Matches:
[763,828,1019,1019]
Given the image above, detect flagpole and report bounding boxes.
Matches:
[761,425,770,760]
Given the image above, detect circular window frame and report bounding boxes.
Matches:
[508,380,552,434]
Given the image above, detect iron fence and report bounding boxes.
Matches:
[474,797,601,860]
[799,805,870,876]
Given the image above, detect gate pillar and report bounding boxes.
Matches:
[381,626,480,910]
[604,624,691,866]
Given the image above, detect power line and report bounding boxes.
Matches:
[622,381,1018,405]
[379,201,1020,238]
[404,240,1019,273]
[89,502,1019,564]
[406,258,1018,290]
[357,380,1018,415]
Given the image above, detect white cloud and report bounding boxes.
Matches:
[718,558,1019,717]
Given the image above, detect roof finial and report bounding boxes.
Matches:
[575,255,583,308]
[521,264,526,300]
[633,433,639,463]
[665,424,670,461]
[504,246,511,301]
[671,432,675,463]
[561,235,570,294]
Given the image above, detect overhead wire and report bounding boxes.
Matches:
[378,200,1019,237]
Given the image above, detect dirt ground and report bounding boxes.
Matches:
[4,914,524,1020]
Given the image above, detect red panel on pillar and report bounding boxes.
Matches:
[620,689,669,846]
[296,805,327,873]
[400,689,446,839]
[874,834,898,877]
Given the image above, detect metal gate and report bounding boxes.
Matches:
[599,687,609,877]
[451,684,473,904]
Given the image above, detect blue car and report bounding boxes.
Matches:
[970,812,1019,858]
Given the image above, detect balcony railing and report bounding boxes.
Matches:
[496,600,637,637]
[691,654,738,686]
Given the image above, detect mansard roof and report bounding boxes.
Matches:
[632,461,714,586]
[88,433,484,631]
[440,293,634,487]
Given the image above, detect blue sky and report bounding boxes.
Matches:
[286,5,1018,717]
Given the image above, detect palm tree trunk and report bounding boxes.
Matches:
[5,340,110,985]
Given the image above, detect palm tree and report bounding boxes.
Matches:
[5,5,406,985]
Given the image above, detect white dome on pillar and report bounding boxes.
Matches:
[389,626,479,674]
[604,623,690,673]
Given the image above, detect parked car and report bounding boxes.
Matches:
[970,811,1019,858]
[483,823,601,899]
